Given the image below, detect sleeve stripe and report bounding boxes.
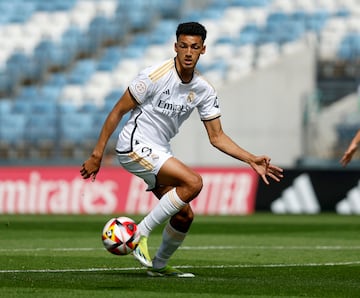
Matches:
[201,114,221,121]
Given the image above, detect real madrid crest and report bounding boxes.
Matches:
[187,91,195,103]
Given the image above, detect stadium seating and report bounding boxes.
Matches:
[0,112,27,159]
[1,0,360,163]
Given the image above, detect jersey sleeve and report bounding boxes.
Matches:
[128,71,154,105]
[197,92,221,121]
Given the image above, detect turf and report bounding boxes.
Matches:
[0,214,359,297]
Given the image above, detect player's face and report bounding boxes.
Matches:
[175,34,206,70]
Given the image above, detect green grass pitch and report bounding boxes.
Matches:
[0,214,359,297]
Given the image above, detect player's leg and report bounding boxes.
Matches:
[137,156,202,237]
[133,197,195,269]
[148,203,195,277]
[156,156,203,203]
[134,157,201,268]
[118,146,201,268]
[141,178,195,277]
[134,183,187,268]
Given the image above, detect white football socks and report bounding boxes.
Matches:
[138,188,187,237]
[152,222,186,269]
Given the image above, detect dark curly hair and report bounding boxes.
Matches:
[176,22,207,42]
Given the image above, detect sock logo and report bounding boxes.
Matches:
[271,173,320,214]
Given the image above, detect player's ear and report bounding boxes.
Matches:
[174,42,178,53]
[201,44,206,55]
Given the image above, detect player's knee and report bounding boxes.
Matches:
[187,172,203,197]
[176,172,202,203]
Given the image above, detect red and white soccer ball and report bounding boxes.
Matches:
[101,216,140,255]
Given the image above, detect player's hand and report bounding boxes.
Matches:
[340,144,357,167]
[250,156,283,185]
[80,155,102,181]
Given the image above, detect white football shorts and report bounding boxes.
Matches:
[116,143,172,191]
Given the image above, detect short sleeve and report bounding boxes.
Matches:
[128,71,153,105]
[197,93,221,121]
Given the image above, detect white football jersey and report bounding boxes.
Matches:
[116,58,221,153]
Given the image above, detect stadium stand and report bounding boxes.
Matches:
[1,0,360,164]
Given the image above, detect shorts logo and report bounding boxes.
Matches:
[151,153,159,161]
[141,147,152,157]
[134,81,146,94]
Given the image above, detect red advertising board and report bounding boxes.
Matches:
[0,166,258,215]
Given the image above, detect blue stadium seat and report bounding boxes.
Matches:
[305,10,329,33]
[118,0,157,31]
[105,89,124,103]
[46,73,68,88]
[202,8,225,20]
[152,0,183,18]
[150,20,178,44]
[48,44,75,71]
[122,44,146,59]
[38,85,61,102]
[0,99,13,115]
[0,2,13,23]
[80,102,99,113]
[291,10,307,23]
[0,70,14,95]
[60,26,82,61]
[59,112,94,143]
[87,16,119,47]
[92,111,109,128]
[67,59,97,85]
[16,86,40,101]
[267,12,290,24]
[92,110,130,141]
[181,10,203,22]
[6,52,30,84]
[0,113,27,144]
[335,8,350,18]
[237,24,260,45]
[58,101,79,114]
[33,39,58,72]
[97,47,122,71]
[51,0,77,11]
[9,1,36,23]
[31,100,57,114]
[12,99,34,114]
[231,0,269,7]
[35,0,76,12]
[28,114,57,143]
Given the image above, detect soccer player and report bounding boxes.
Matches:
[80,22,284,277]
[341,129,360,166]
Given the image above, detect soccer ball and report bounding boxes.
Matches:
[101,216,140,255]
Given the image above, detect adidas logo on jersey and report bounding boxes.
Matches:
[271,173,320,214]
[336,181,360,214]
[162,89,170,95]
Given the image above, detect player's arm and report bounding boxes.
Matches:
[341,129,360,167]
[80,89,137,180]
[202,117,283,184]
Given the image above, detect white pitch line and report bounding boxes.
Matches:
[0,261,360,274]
[0,248,102,252]
[180,245,360,250]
